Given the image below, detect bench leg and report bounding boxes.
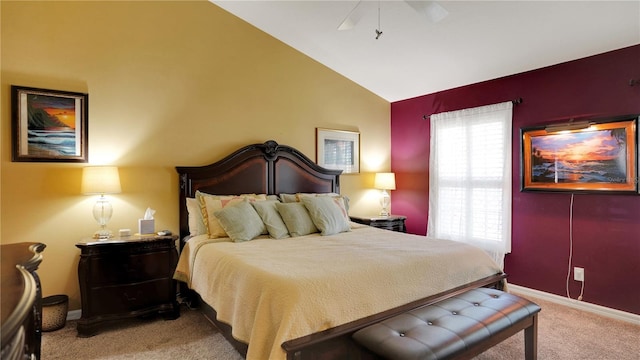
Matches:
[524,314,539,360]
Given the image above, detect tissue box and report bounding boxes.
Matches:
[138,219,155,234]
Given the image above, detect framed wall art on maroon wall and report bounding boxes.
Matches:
[521,114,638,194]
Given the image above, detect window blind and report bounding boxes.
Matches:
[427,101,513,269]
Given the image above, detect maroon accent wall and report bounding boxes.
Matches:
[391,45,640,314]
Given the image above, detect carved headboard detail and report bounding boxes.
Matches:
[176,140,342,240]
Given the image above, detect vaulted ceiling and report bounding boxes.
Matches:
[211,1,640,102]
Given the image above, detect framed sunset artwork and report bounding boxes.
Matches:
[521,114,638,194]
[11,85,88,162]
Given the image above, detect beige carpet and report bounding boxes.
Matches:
[42,296,639,359]
[41,307,242,360]
[477,296,639,360]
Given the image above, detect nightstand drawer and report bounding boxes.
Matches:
[371,219,405,232]
[350,215,407,233]
[86,278,173,315]
[87,250,173,285]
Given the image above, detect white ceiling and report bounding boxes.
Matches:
[211,1,640,102]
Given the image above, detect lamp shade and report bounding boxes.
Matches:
[374,172,396,190]
[81,166,121,195]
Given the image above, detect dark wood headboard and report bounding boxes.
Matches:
[176,140,342,240]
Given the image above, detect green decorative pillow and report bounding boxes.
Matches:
[252,200,290,239]
[214,200,267,242]
[279,193,298,203]
[294,192,350,212]
[301,196,351,236]
[275,202,318,237]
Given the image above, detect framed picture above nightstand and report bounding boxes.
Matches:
[350,215,407,233]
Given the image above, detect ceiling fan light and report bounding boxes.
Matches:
[338,18,356,31]
[337,0,366,31]
[426,2,449,22]
[406,1,449,23]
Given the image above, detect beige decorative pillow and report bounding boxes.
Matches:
[196,191,267,238]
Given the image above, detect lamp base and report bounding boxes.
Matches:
[379,190,391,217]
[93,229,113,240]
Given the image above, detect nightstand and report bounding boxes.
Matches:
[350,215,407,233]
[75,234,179,336]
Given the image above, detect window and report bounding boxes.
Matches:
[323,139,355,170]
[426,102,512,269]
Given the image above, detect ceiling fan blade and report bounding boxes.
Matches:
[338,0,366,31]
[406,1,449,23]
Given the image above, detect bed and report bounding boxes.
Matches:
[175,140,506,360]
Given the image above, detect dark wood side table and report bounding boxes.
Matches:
[75,235,179,337]
[350,215,407,233]
[1,242,45,360]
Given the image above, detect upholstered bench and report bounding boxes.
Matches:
[352,288,541,360]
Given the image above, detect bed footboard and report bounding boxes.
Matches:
[184,273,506,360]
[281,273,506,360]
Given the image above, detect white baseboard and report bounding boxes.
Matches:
[66,309,81,321]
[508,284,640,326]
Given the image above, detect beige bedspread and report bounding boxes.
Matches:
[174,224,502,360]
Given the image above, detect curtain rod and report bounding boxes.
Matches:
[422,97,523,120]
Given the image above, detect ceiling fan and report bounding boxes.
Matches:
[338,1,449,38]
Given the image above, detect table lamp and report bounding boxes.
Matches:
[374,172,396,217]
[81,166,121,239]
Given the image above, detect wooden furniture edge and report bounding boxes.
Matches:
[0,242,46,359]
[0,267,37,347]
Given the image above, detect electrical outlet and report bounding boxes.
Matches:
[574,267,584,282]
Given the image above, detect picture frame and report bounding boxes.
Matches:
[316,128,360,174]
[521,114,638,194]
[11,85,88,162]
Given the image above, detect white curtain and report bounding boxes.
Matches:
[426,102,513,270]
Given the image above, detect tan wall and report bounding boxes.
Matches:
[1,1,390,310]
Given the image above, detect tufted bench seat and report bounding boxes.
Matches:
[352,288,541,360]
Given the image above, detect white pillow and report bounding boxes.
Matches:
[186,197,207,236]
